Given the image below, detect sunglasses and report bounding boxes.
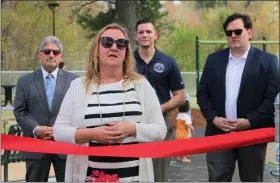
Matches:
[41,49,61,56]
[225,29,247,37]
[100,37,129,50]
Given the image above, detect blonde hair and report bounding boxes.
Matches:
[84,23,141,93]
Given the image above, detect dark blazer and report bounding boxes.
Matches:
[197,47,279,136]
[13,69,78,159]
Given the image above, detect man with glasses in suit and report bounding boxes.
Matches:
[13,36,78,182]
[197,13,279,181]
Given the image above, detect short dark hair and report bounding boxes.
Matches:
[135,19,156,32]
[223,13,253,31]
[58,62,65,69]
[178,100,190,113]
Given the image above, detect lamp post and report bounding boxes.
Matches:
[48,2,60,36]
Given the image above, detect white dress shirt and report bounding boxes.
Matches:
[225,45,251,120]
[41,66,58,81]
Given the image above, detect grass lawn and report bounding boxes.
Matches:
[1,110,14,119]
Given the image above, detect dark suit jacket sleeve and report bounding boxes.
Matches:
[196,55,217,124]
[13,78,38,137]
[246,54,280,128]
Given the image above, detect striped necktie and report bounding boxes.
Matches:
[45,74,55,110]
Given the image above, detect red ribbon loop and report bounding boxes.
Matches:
[1,128,275,158]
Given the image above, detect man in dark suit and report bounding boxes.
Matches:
[197,13,279,182]
[13,36,78,182]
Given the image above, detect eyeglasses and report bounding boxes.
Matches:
[100,37,129,50]
[225,29,247,37]
[41,49,61,56]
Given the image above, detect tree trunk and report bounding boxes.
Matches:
[245,0,251,8]
[115,0,137,50]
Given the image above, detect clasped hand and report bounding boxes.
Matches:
[34,126,53,139]
[213,117,251,132]
[92,121,136,144]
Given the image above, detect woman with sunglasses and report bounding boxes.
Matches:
[54,23,167,182]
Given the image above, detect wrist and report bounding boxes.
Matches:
[245,119,251,128]
[213,116,218,123]
[212,116,220,126]
[161,104,167,113]
[130,123,136,136]
[75,128,96,144]
[33,125,39,137]
[88,128,98,141]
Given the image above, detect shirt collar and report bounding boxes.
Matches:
[41,66,58,79]
[229,44,251,60]
[134,47,161,63]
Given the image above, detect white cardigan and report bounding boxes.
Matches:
[54,76,167,182]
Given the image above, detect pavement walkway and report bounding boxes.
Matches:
[168,127,279,182]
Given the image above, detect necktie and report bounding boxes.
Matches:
[45,74,55,110]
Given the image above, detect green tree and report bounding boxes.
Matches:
[76,3,115,39]
[74,0,173,41]
[158,25,208,72]
[157,4,232,72]
[195,0,228,10]
[1,1,90,70]
[136,0,173,35]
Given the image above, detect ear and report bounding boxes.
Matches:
[247,29,253,39]
[154,31,159,41]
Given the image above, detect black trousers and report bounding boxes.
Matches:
[25,154,66,182]
[206,143,267,182]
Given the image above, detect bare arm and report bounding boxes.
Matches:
[161,89,185,113]
[164,58,186,113]
[134,78,167,142]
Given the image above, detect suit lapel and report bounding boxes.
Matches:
[216,48,230,117]
[52,69,67,113]
[34,69,49,109]
[220,48,230,95]
[238,47,255,96]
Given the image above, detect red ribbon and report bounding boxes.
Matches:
[1,128,275,158]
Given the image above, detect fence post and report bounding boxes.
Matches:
[263,36,267,51]
[196,36,200,92]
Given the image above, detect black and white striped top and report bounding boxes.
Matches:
[85,80,141,182]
